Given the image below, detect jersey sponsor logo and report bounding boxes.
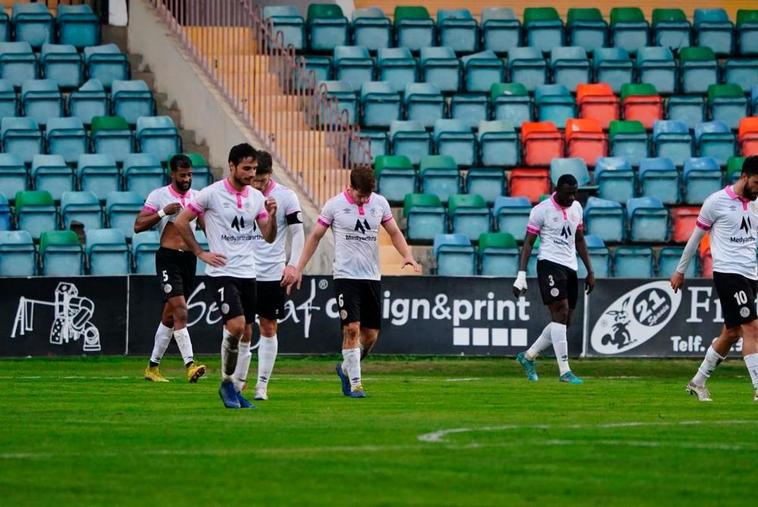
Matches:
[591,281,682,355]
[353,219,371,234]
[560,224,572,238]
[231,215,246,232]
[740,216,752,234]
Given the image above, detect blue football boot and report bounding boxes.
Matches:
[336,363,351,396]
[516,352,539,381]
[559,371,584,384]
[219,381,241,408]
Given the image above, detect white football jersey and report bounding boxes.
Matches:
[526,195,584,271]
[253,180,303,282]
[143,185,199,237]
[317,190,394,281]
[697,185,758,280]
[188,179,268,278]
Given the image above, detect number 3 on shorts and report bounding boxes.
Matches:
[548,274,555,287]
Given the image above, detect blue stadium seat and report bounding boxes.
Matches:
[493,196,530,239]
[639,157,679,204]
[1,116,42,164]
[437,9,478,53]
[478,232,519,276]
[667,95,705,130]
[652,9,691,50]
[0,12,8,43]
[83,44,129,89]
[450,94,488,130]
[56,4,100,49]
[390,120,430,165]
[111,80,155,125]
[683,157,722,205]
[679,47,717,95]
[91,115,132,164]
[550,46,590,92]
[508,47,546,92]
[461,50,504,93]
[263,5,305,50]
[403,82,444,129]
[360,81,400,128]
[351,7,391,50]
[567,8,608,53]
[194,229,209,275]
[404,193,446,241]
[535,84,575,128]
[78,154,119,200]
[595,156,634,203]
[448,193,490,241]
[466,166,505,204]
[0,192,9,230]
[695,121,736,166]
[12,3,53,49]
[307,4,349,51]
[708,84,748,130]
[123,153,165,201]
[132,230,160,274]
[694,9,733,56]
[375,155,416,203]
[68,79,107,126]
[523,7,563,53]
[527,237,540,276]
[353,129,387,162]
[394,6,435,51]
[46,117,87,164]
[580,234,611,278]
[40,44,82,89]
[609,120,648,167]
[434,233,476,276]
[659,246,697,278]
[136,116,182,163]
[0,78,16,117]
[550,157,591,187]
[86,228,129,275]
[753,85,758,114]
[723,58,758,94]
[584,196,625,243]
[15,190,56,240]
[21,79,62,126]
[610,7,649,54]
[419,46,460,93]
[626,196,669,242]
[419,155,460,204]
[106,191,143,240]
[481,8,520,54]
[317,80,357,125]
[653,120,692,166]
[31,154,73,201]
[433,119,475,166]
[0,153,27,199]
[333,46,373,92]
[377,48,417,93]
[0,230,35,276]
[614,246,654,277]
[0,41,36,88]
[593,48,633,94]
[60,190,102,230]
[298,55,331,87]
[636,47,676,95]
[491,83,531,128]
[478,120,518,167]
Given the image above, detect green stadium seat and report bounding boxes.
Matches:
[478,232,519,276]
[39,230,82,276]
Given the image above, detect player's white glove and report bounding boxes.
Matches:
[512,271,528,298]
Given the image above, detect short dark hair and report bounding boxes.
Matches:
[557,174,578,188]
[169,154,192,172]
[256,151,273,175]
[349,166,376,194]
[742,156,758,176]
[228,143,258,166]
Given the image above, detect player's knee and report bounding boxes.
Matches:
[742,319,758,340]
[226,318,246,338]
[172,305,188,326]
[259,318,277,337]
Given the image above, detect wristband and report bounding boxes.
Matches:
[158,209,166,218]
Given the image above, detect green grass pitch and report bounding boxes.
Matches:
[1,356,756,506]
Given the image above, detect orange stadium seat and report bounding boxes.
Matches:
[671,206,699,243]
[521,121,564,166]
[576,83,619,130]
[738,117,758,156]
[565,118,607,167]
[509,168,550,204]
[699,233,713,278]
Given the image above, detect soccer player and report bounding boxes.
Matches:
[249,151,304,401]
[134,154,206,383]
[512,174,595,384]
[671,155,758,402]
[288,166,420,398]
[174,143,278,409]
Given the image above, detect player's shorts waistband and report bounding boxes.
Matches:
[157,246,196,258]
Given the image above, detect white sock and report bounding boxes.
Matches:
[173,327,194,366]
[233,341,252,392]
[692,346,726,386]
[221,327,239,382]
[525,323,553,361]
[256,335,278,388]
[342,347,361,389]
[550,323,570,375]
[744,353,758,391]
[149,322,173,364]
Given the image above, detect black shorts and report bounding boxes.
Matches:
[257,280,286,320]
[155,247,196,301]
[333,279,382,330]
[713,271,758,328]
[208,276,257,324]
[537,259,578,309]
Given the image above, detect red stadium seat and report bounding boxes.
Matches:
[699,234,713,278]
[738,117,758,156]
[577,83,619,130]
[509,168,550,203]
[565,118,607,167]
[671,206,699,243]
[621,83,663,130]
[521,121,564,166]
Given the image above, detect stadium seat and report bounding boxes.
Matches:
[360,81,400,128]
[478,232,519,276]
[609,120,648,166]
[86,228,129,275]
[610,7,649,54]
[461,50,504,93]
[394,6,434,51]
[434,233,476,276]
[46,117,87,164]
[14,190,55,240]
[0,192,8,230]
[565,118,607,167]
[576,83,619,130]
[132,230,160,274]
[186,152,213,188]
[478,120,518,167]
[40,44,82,89]
[0,230,35,276]
[491,83,530,128]
[353,129,386,162]
[659,245,696,277]
[614,246,654,277]
[535,84,575,128]
[21,79,62,126]
[263,5,305,50]
[437,9,478,53]
[492,194,532,240]
[106,191,143,240]
[194,229,209,275]
[738,117,758,156]
[136,116,182,163]
[404,83,444,129]
[566,8,608,53]
[31,154,73,201]
[124,153,165,201]
[753,85,758,114]
[83,44,129,89]
[60,190,102,230]
[39,230,82,276]
[679,47,717,95]
[317,80,357,125]
[695,121,736,166]
[77,154,119,200]
[375,155,416,203]
[699,233,713,277]
[737,9,758,55]
[723,58,758,94]
[390,120,430,165]
[639,157,679,204]
[523,7,563,54]
[57,4,100,49]
[727,156,745,184]
[550,46,589,92]
[307,4,348,51]
[550,158,591,189]
[593,48,633,94]
[508,47,546,92]
[653,120,692,166]
[621,83,663,130]
[521,121,563,166]
[671,206,700,243]
[708,84,748,131]
[0,78,16,118]
[419,46,459,93]
[627,196,669,242]
[68,79,107,126]
[0,11,7,43]
[636,47,676,95]
[448,194,490,241]
[466,166,506,204]
[404,193,445,241]
[12,3,53,49]
[694,9,733,56]
[481,8,520,54]
[595,157,634,203]
[667,95,705,130]
[333,46,373,92]
[111,80,155,125]
[419,155,460,203]
[580,234,611,278]
[0,153,27,199]
[683,157,721,205]
[652,9,691,50]
[450,94,488,130]
[433,119,475,166]
[508,168,550,204]
[0,41,36,88]
[351,7,390,50]
[584,197,625,243]
[3,116,43,165]
[377,48,416,93]
[297,55,331,87]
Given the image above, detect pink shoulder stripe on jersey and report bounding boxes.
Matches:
[317,217,331,227]
[696,219,711,231]
[256,211,268,220]
[143,204,158,213]
[526,224,540,235]
[577,222,584,231]
[187,202,204,216]
[381,215,394,224]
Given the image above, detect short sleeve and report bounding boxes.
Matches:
[318,198,335,227]
[526,205,544,235]
[576,203,584,231]
[697,196,716,231]
[379,195,394,224]
[284,190,301,215]
[187,186,210,216]
[143,189,161,213]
